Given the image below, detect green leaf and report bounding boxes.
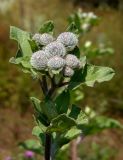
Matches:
[9,57,21,64]
[64,127,82,140]
[19,139,43,155]
[9,56,39,78]
[66,22,79,35]
[55,90,70,114]
[55,127,81,150]
[84,65,115,87]
[28,39,39,52]
[32,126,45,146]
[76,110,88,125]
[16,48,23,58]
[47,114,76,133]
[39,21,54,34]
[40,99,58,121]
[20,56,32,68]
[9,56,31,69]
[69,64,115,89]
[10,26,32,56]
[69,104,81,119]
[32,126,43,136]
[30,97,49,126]
[53,127,82,155]
[30,97,41,112]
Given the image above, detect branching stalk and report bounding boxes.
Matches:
[39,76,53,160]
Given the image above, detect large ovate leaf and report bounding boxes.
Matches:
[55,90,70,114]
[69,64,115,89]
[39,21,54,34]
[40,99,58,121]
[10,26,32,56]
[46,114,76,133]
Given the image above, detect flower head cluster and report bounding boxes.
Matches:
[30,32,81,77]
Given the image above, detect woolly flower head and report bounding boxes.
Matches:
[45,41,66,58]
[32,33,41,44]
[65,54,80,69]
[47,56,65,70]
[30,50,48,70]
[38,33,54,45]
[32,33,54,45]
[63,66,74,77]
[57,32,78,51]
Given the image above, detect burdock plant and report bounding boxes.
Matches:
[9,18,115,160]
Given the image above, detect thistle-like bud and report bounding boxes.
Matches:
[32,33,54,45]
[57,32,78,51]
[30,50,48,70]
[45,41,66,58]
[63,66,74,77]
[47,56,65,70]
[32,33,41,44]
[65,54,80,69]
[38,33,54,45]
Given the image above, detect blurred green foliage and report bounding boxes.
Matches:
[78,142,117,160]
